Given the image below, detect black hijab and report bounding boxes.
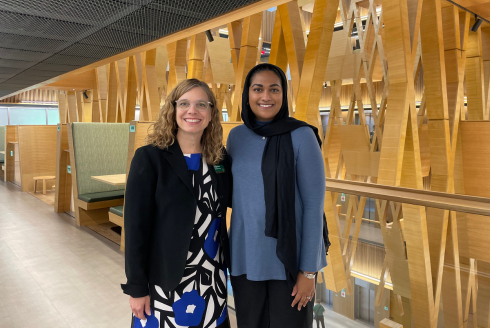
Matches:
[241,63,331,286]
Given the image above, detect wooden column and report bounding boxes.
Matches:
[91,87,101,122]
[167,39,188,92]
[466,18,486,121]
[482,27,490,120]
[82,90,93,122]
[66,91,78,123]
[140,49,160,121]
[74,92,83,122]
[115,58,127,122]
[269,9,288,73]
[54,124,71,213]
[188,33,207,80]
[57,91,67,124]
[125,56,138,123]
[278,0,306,100]
[228,20,243,75]
[421,0,464,326]
[294,0,338,134]
[379,0,436,326]
[106,62,118,123]
[230,13,263,122]
[156,46,168,106]
[96,65,108,122]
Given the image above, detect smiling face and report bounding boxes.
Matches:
[175,86,212,136]
[248,70,283,121]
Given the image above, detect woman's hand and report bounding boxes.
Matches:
[291,272,316,311]
[130,295,151,320]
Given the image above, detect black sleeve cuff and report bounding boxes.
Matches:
[121,283,149,298]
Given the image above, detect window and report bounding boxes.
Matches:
[9,108,47,125]
[0,108,8,126]
[47,109,60,125]
[1,107,60,125]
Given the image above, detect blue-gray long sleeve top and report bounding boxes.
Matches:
[226,124,327,281]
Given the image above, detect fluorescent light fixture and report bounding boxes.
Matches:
[20,101,58,104]
[351,270,393,287]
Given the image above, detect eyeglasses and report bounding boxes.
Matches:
[175,100,212,112]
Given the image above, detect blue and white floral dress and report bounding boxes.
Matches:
[139,154,228,328]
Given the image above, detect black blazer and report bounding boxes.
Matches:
[121,141,232,298]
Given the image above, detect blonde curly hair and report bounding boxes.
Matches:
[147,79,223,165]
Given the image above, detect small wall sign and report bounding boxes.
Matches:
[341,193,345,202]
[67,165,71,174]
[341,289,345,298]
[130,125,136,132]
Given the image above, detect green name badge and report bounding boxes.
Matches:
[214,165,225,173]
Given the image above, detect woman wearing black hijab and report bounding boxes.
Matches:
[226,63,328,328]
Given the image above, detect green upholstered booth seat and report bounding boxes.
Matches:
[72,123,129,196]
[109,205,124,217]
[78,190,125,203]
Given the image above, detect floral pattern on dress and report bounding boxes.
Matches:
[147,157,227,328]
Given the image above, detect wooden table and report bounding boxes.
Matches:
[33,176,56,195]
[91,174,126,186]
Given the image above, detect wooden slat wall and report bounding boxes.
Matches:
[17,126,58,193]
[0,89,58,103]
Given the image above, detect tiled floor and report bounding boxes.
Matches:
[0,179,371,328]
[0,180,131,327]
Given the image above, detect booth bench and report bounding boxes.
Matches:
[67,123,129,226]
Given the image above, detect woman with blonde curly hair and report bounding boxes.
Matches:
[122,79,232,328]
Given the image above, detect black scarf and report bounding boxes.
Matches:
[241,63,331,286]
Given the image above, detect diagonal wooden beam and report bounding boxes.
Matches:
[294,0,338,135]
[227,20,243,75]
[375,257,390,306]
[278,1,306,100]
[229,12,263,122]
[269,9,288,73]
[344,196,367,289]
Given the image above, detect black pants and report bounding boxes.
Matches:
[230,274,313,328]
[314,316,325,328]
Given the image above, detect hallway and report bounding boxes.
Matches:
[0,180,130,327]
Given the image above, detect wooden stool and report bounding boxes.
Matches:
[33,176,55,195]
